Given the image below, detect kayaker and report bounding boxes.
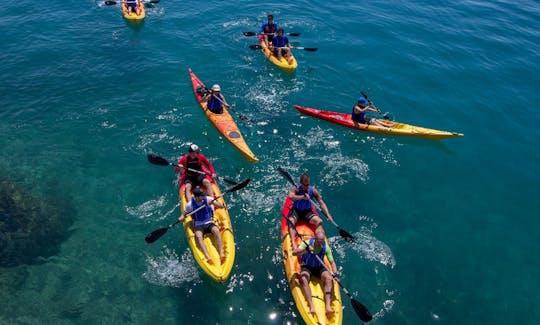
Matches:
[259,14,278,44]
[352,97,394,128]
[123,0,141,15]
[287,174,334,250]
[175,144,216,201]
[292,227,338,314]
[178,186,225,264]
[271,28,292,63]
[202,84,230,114]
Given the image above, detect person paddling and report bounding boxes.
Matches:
[178,186,225,264]
[259,14,278,44]
[287,174,334,250]
[175,144,216,201]
[352,97,394,128]
[201,84,230,114]
[270,28,293,63]
[292,227,338,314]
[123,0,141,15]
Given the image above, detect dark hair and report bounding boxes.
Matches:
[268,14,273,20]
[277,28,284,34]
[299,174,310,184]
[193,186,205,196]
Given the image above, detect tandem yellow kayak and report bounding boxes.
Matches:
[121,0,145,21]
[188,68,258,162]
[294,105,463,140]
[280,197,343,325]
[179,181,235,283]
[257,35,298,73]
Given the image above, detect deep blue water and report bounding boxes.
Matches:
[1,0,539,324]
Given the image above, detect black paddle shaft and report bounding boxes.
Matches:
[144,178,250,244]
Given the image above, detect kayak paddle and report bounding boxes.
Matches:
[249,44,318,52]
[104,0,159,7]
[196,85,253,123]
[360,91,392,120]
[145,178,250,243]
[278,166,355,242]
[284,216,372,322]
[147,154,239,185]
[243,31,301,37]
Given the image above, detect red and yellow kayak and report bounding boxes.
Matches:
[179,180,235,283]
[257,35,298,73]
[121,0,145,20]
[281,197,343,325]
[294,105,463,140]
[188,68,258,162]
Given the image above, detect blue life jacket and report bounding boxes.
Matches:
[261,22,278,34]
[207,94,223,113]
[352,104,366,123]
[293,185,313,211]
[272,35,289,48]
[190,197,213,227]
[301,238,326,267]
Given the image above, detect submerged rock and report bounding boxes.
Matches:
[0,179,74,267]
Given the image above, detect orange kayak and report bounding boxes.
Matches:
[188,68,258,162]
[280,197,343,325]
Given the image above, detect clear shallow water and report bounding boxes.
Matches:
[1,0,539,324]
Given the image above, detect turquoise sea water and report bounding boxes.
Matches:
[1,0,540,323]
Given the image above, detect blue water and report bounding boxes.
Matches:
[1,0,539,323]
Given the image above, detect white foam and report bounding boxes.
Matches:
[143,248,200,287]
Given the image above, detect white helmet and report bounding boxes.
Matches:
[188,144,200,153]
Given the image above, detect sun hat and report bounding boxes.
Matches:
[211,84,221,92]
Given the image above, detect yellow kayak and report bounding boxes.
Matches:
[122,0,145,20]
[179,181,235,283]
[281,197,343,325]
[257,36,298,73]
[188,68,258,162]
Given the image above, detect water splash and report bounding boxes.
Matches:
[125,195,169,219]
[143,248,200,287]
[330,223,396,268]
[225,272,255,294]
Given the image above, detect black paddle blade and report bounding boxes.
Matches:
[243,31,256,36]
[288,32,301,36]
[222,178,239,185]
[360,91,369,99]
[147,154,171,166]
[339,228,355,242]
[145,227,169,243]
[302,47,318,52]
[249,44,262,50]
[225,178,250,193]
[104,0,117,5]
[351,298,373,322]
[277,167,296,186]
